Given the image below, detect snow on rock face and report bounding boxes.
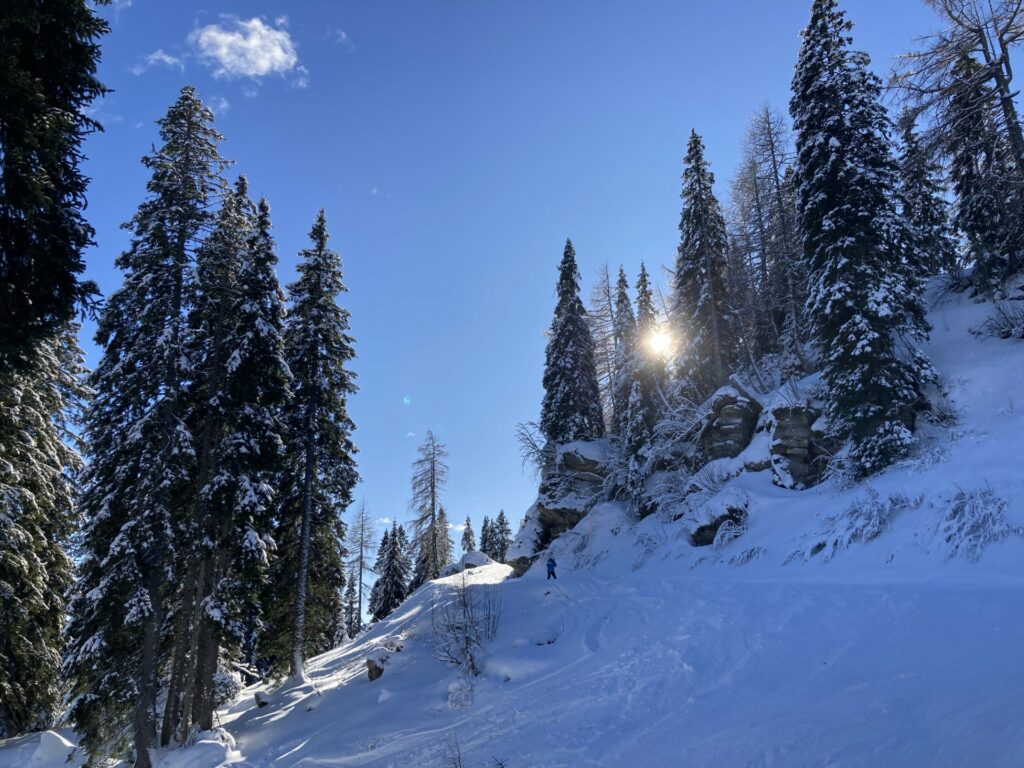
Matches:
[508,440,610,573]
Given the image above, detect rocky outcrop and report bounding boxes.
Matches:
[505,440,609,573]
[769,402,826,489]
[700,387,762,462]
[366,658,384,681]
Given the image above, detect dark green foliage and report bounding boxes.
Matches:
[673,131,735,398]
[0,327,86,737]
[790,0,931,476]
[264,210,357,678]
[540,239,605,445]
[369,523,411,621]
[0,0,107,370]
[897,116,958,277]
[64,86,228,765]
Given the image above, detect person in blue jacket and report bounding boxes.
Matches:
[546,557,557,580]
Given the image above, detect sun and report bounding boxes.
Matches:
[645,328,673,358]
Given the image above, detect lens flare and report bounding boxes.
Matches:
[645,328,673,358]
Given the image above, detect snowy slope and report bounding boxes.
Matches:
[5,285,1024,768]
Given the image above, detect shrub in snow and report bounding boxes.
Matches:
[729,546,766,566]
[974,301,1024,340]
[212,667,243,708]
[691,504,748,548]
[713,518,748,551]
[429,573,502,676]
[787,489,922,563]
[935,486,1022,561]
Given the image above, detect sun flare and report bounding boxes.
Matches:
[645,328,673,358]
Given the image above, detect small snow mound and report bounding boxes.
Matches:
[30,732,76,767]
[440,550,495,576]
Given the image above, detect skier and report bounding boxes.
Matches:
[546,557,557,580]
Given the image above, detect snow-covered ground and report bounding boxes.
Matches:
[5,284,1024,767]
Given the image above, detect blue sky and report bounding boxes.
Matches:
[81,0,941,548]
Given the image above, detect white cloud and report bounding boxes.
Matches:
[131,49,183,76]
[291,64,310,89]
[332,28,354,49]
[376,516,392,526]
[189,17,299,79]
[209,96,230,116]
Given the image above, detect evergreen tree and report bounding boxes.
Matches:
[791,0,931,476]
[540,239,605,445]
[461,515,477,554]
[342,568,360,639]
[897,115,958,277]
[479,515,495,559]
[673,130,735,398]
[369,523,411,621]
[946,55,1019,293]
[0,0,107,369]
[623,266,663,517]
[64,86,228,766]
[492,511,513,563]
[610,267,637,438]
[160,176,256,745]
[191,196,290,715]
[0,326,87,737]
[265,209,357,680]
[408,432,451,588]
[635,263,667,395]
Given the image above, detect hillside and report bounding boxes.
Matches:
[4,285,1024,767]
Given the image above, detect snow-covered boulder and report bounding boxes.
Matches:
[441,550,496,577]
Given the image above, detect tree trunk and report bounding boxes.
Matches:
[292,398,317,679]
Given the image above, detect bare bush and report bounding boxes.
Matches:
[975,301,1024,339]
[937,485,1022,561]
[442,731,465,768]
[515,421,553,476]
[787,489,922,563]
[429,572,503,676]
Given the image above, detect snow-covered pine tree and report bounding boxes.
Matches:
[367,528,390,622]
[0,326,87,737]
[369,523,411,621]
[408,432,451,589]
[412,506,454,587]
[461,515,477,554]
[160,176,256,746]
[493,511,513,563]
[623,265,663,517]
[897,114,958,277]
[479,515,495,560]
[265,209,357,680]
[0,0,106,370]
[946,55,1019,294]
[342,568,360,640]
[635,263,668,395]
[610,267,637,438]
[190,196,291,720]
[791,0,931,477]
[673,130,735,399]
[64,86,228,767]
[540,239,605,445]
